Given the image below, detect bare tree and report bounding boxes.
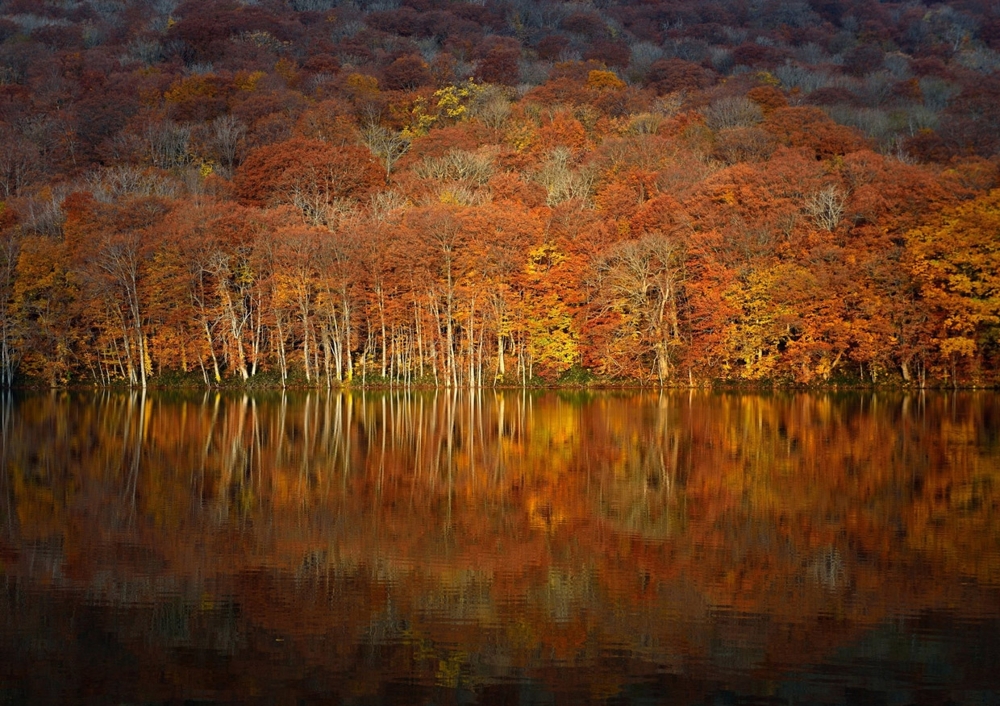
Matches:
[414,148,495,184]
[96,230,149,388]
[534,147,595,206]
[22,188,66,237]
[0,134,38,198]
[86,166,179,203]
[0,229,21,387]
[594,233,685,383]
[209,114,246,175]
[368,190,409,222]
[468,85,513,129]
[143,120,191,169]
[703,96,763,131]
[805,185,846,231]
[361,123,410,180]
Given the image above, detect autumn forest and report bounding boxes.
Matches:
[2,0,1000,388]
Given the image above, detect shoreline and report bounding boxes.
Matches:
[6,379,999,393]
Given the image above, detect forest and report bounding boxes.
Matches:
[1,0,999,388]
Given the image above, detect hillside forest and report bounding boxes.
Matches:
[1,0,1000,388]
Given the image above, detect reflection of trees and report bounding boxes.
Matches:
[0,391,18,540]
[594,394,687,540]
[2,391,1000,698]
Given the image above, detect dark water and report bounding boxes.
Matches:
[1,390,999,705]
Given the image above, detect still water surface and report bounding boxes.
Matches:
[1,390,999,704]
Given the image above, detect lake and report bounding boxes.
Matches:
[1,390,998,704]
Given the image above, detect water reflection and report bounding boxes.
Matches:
[1,390,999,703]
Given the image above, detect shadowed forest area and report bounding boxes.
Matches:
[1,0,1000,388]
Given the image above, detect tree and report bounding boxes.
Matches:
[0,130,39,197]
[235,138,382,225]
[65,194,170,388]
[908,189,1000,381]
[720,266,796,380]
[762,106,867,159]
[207,114,247,176]
[591,233,685,383]
[455,202,541,383]
[520,242,581,380]
[644,59,714,95]
[406,205,465,385]
[704,96,763,131]
[12,235,79,386]
[0,206,20,386]
[583,40,630,69]
[805,185,846,231]
[382,54,433,91]
[475,46,520,86]
[361,123,410,180]
[712,127,777,165]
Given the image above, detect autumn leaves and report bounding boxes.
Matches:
[2,43,1000,386]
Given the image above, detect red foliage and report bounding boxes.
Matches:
[301,54,341,75]
[382,54,433,91]
[843,44,885,77]
[474,45,520,86]
[561,12,606,38]
[805,86,858,106]
[583,40,631,69]
[629,194,689,239]
[939,76,1000,158]
[366,7,421,36]
[745,86,787,115]
[536,35,570,62]
[488,173,548,209]
[762,106,867,159]
[235,138,382,208]
[730,43,790,68]
[645,59,715,95]
[168,2,300,62]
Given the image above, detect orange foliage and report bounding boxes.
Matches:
[762,106,867,159]
[235,137,381,215]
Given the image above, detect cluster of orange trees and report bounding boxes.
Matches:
[1,0,999,387]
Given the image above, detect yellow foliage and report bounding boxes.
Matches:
[234,70,265,92]
[525,242,566,274]
[908,188,1000,363]
[275,57,298,83]
[505,121,535,153]
[164,75,217,104]
[433,80,486,121]
[755,70,781,86]
[397,95,437,138]
[346,73,379,95]
[587,69,626,91]
[523,243,579,377]
[722,267,797,380]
